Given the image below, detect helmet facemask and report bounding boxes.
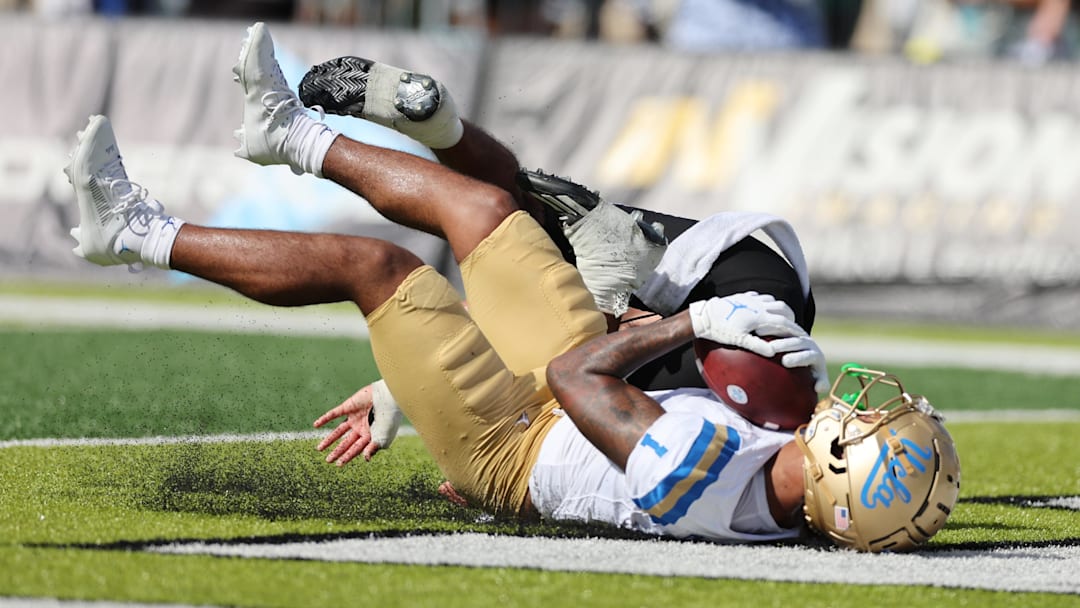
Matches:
[795,365,962,552]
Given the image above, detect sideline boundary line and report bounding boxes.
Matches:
[4,412,1080,450]
[2,414,1080,451]
[146,532,1080,595]
[0,428,416,450]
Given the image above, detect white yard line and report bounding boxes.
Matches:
[5,410,1080,451]
[0,602,195,608]
[2,295,1076,599]
[0,428,415,450]
[149,533,1080,595]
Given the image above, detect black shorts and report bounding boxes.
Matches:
[542,206,815,391]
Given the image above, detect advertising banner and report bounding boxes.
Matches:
[3,19,1078,326]
[0,17,484,285]
[478,39,1080,325]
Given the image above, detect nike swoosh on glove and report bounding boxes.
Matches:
[688,291,806,357]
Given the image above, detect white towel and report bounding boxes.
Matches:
[635,212,811,316]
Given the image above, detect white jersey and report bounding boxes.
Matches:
[528,387,801,542]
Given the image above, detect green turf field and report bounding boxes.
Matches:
[1,323,1079,606]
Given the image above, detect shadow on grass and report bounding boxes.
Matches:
[67,439,660,542]
[56,440,1080,553]
[130,440,471,523]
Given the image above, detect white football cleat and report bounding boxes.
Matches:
[232,21,306,170]
[65,115,168,270]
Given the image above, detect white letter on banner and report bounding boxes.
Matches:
[935,110,1024,204]
[844,105,922,200]
[673,82,779,192]
[1026,114,1080,209]
[669,98,714,190]
[598,98,688,188]
[730,70,862,214]
[904,109,959,201]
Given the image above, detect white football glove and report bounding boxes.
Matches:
[313,379,404,465]
[688,292,806,358]
[369,379,404,448]
[769,335,831,394]
[564,200,667,316]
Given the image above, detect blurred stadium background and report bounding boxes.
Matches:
[2,3,1080,605]
[4,0,1080,331]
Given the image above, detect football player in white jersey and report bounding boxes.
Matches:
[65,23,959,552]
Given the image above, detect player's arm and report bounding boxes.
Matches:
[547,312,693,469]
[547,292,810,468]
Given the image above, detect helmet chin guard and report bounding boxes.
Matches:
[795,365,961,552]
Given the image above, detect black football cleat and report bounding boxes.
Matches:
[299,56,442,122]
[516,169,666,245]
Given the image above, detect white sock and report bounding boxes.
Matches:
[141,215,185,269]
[365,63,464,150]
[284,112,340,177]
[113,209,185,270]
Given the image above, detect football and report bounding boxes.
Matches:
[693,338,818,431]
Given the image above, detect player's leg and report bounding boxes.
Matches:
[234,22,519,264]
[434,121,533,215]
[320,143,609,374]
[363,261,559,516]
[297,55,541,218]
[66,115,549,518]
[454,210,609,374]
[169,225,419,315]
[232,22,615,370]
[319,137,517,263]
[67,115,419,316]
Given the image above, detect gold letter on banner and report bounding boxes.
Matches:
[596,82,779,192]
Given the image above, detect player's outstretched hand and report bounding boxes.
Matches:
[313,379,403,466]
[689,291,806,357]
[770,334,831,394]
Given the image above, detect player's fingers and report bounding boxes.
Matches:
[337,437,371,466]
[438,481,470,507]
[762,301,796,322]
[326,430,357,463]
[316,421,351,451]
[362,442,381,462]
[314,389,373,427]
[780,349,819,369]
[738,335,775,358]
[313,403,351,428]
[338,424,371,458]
[813,376,832,394]
[755,318,808,339]
[769,334,815,355]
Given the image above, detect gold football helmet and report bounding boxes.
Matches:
[794,365,961,552]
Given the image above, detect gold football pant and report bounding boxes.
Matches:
[365,211,607,516]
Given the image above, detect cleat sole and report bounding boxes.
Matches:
[299,56,373,117]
